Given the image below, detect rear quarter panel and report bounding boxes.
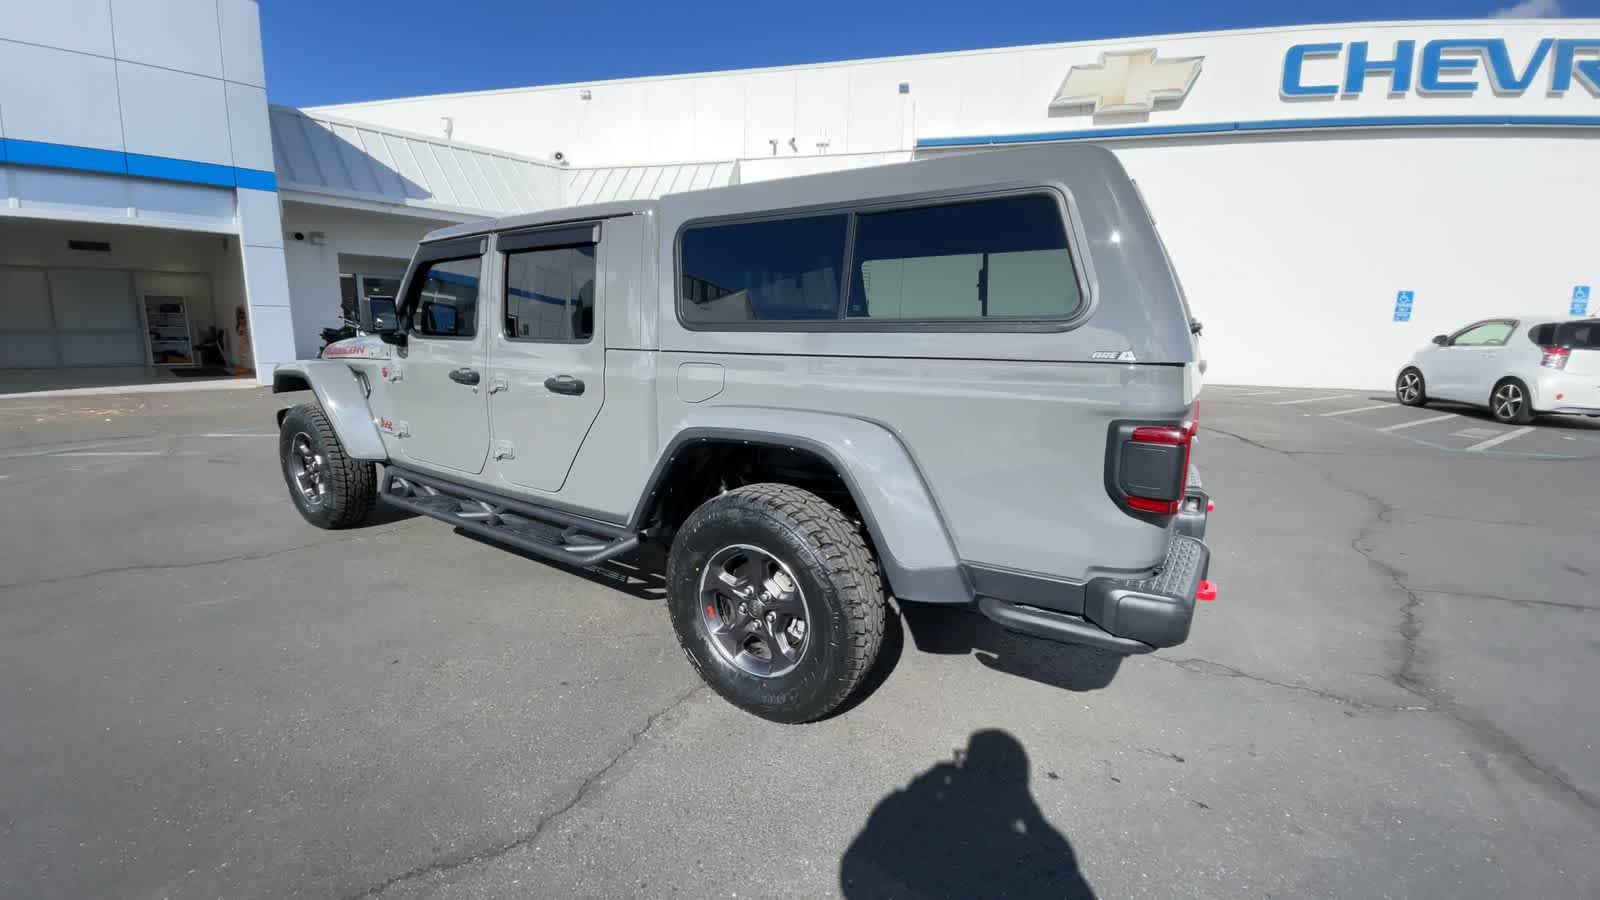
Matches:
[655,353,1187,578]
[646,145,1197,581]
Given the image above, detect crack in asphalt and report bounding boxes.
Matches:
[341,683,706,899]
[1153,655,1429,712]
[1413,588,1599,614]
[0,525,414,591]
[1208,422,1600,824]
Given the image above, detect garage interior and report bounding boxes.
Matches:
[0,218,255,395]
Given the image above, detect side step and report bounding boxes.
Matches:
[380,464,641,568]
[978,597,1155,655]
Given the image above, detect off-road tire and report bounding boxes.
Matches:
[278,403,377,529]
[1489,377,1535,425]
[1395,367,1427,406]
[666,483,886,723]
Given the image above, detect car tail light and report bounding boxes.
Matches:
[1541,346,1570,370]
[1107,413,1196,517]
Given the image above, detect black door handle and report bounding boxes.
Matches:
[544,375,585,396]
[449,368,480,386]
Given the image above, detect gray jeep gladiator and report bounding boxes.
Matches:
[272,144,1214,723]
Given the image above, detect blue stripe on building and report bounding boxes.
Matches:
[917,114,1600,148]
[0,138,278,192]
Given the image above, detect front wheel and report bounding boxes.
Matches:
[278,403,377,529]
[1489,378,1535,425]
[1395,368,1427,406]
[666,483,886,723]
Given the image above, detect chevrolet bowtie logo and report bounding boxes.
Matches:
[1049,49,1204,116]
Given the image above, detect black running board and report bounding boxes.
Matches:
[978,597,1156,654]
[380,465,641,568]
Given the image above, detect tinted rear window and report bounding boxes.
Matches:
[679,214,848,323]
[677,193,1082,328]
[848,195,1080,321]
[1562,321,1600,349]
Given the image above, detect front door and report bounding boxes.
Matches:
[1434,319,1515,402]
[391,239,491,475]
[486,223,606,494]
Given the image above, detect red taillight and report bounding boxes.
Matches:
[1541,346,1570,370]
[1119,419,1196,516]
[1131,425,1187,445]
[1126,495,1181,514]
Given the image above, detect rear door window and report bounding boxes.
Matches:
[848,195,1081,321]
[504,245,597,342]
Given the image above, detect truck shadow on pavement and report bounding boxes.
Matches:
[839,729,1096,899]
[899,604,1124,693]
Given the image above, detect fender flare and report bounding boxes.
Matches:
[271,361,387,461]
[636,407,972,605]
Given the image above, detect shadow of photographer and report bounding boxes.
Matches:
[840,729,1095,899]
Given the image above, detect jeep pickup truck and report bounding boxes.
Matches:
[272,144,1214,722]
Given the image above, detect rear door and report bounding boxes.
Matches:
[485,223,606,494]
[390,237,492,475]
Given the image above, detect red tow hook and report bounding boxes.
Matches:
[1206,499,1216,513]
[1195,580,1218,603]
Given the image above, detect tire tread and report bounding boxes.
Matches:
[668,482,886,722]
[281,403,377,529]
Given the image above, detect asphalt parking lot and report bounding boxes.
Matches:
[1,384,1597,899]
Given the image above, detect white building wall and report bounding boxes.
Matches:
[278,204,446,358]
[1108,133,1600,388]
[319,20,1600,389]
[314,22,1598,166]
[0,0,293,383]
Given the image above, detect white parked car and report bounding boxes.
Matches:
[1396,317,1600,423]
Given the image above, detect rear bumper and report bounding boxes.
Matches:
[1532,372,1600,414]
[978,534,1211,655]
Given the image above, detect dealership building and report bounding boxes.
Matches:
[1,7,1596,389]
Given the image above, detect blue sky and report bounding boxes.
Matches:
[260,0,1590,106]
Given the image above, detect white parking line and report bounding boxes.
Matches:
[1465,426,1535,452]
[1319,403,1395,417]
[191,433,274,438]
[1273,394,1357,406]
[51,451,165,457]
[1378,413,1458,432]
[1232,390,1283,397]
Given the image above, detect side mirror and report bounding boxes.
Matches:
[363,296,404,345]
[1431,334,1450,346]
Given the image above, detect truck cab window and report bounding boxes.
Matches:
[408,256,481,338]
[504,245,596,342]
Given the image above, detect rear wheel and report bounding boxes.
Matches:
[1489,378,1534,425]
[278,403,377,529]
[1395,368,1427,406]
[666,483,886,723]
